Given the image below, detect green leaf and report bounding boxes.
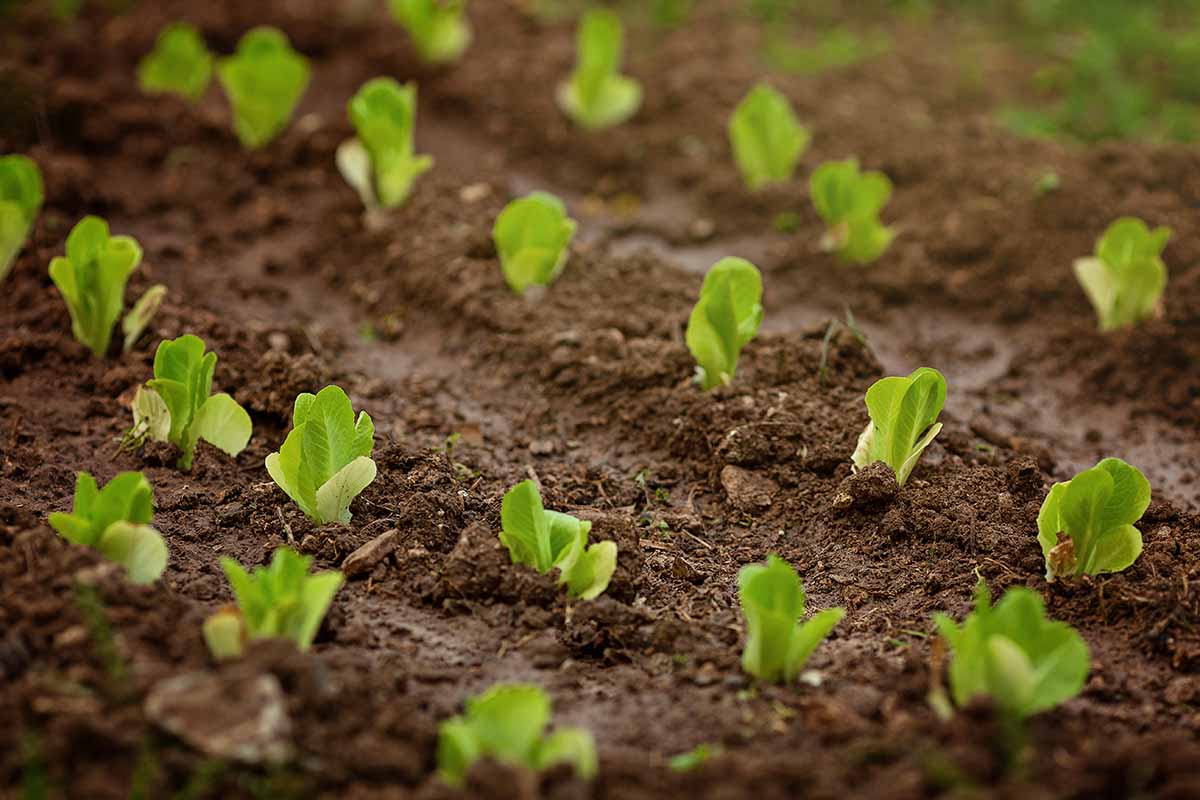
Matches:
[139,335,250,469]
[218,548,343,652]
[936,579,1089,720]
[202,609,245,661]
[96,522,168,585]
[48,216,143,358]
[852,367,946,487]
[216,27,311,149]
[738,554,843,683]
[48,471,165,582]
[1074,217,1169,331]
[0,154,42,282]
[500,481,616,599]
[266,386,377,524]
[437,683,595,786]
[137,22,214,102]
[121,284,166,353]
[493,192,577,294]
[1036,457,1148,581]
[685,257,763,390]
[729,83,810,191]
[342,78,434,209]
[388,0,472,64]
[810,158,894,264]
[556,9,642,130]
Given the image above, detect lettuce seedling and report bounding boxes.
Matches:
[131,334,252,470]
[203,547,344,660]
[0,154,43,282]
[1037,457,1148,582]
[336,78,433,210]
[556,8,642,130]
[48,472,167,585]
[266,385,377,525]
[216,27,311,149]
[685,257,763,390]
[729,83,810,191]
[738,555,844,683]
[934,579,1089,720]
[48,216,165,358]
[137,22,213,102]
[1074,217,1170,331]
[493,192,577,294]
[437,683,597,787]
[851,367,945,487]
[810,158,894,264]
[388,0,472,64]
[500,480,616,600]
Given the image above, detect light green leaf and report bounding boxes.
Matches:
[852,367,946,486]
[388,0,472,64]
[202,610,245,661]
[138,22,214,102]
[534,728,597,779]
[192,393,252,457]
[132,385,172,444]
[729,83,810,191]
[315,456,378,525]
[685,257,763,391]
[0,155,42,282]
[556,9,642,130]
[335,139,376,209]
[218,548,342,653]
[1076,217,1169,331]
[122,284,166,353]
[344,78,433,209]
[810,158,894,265]
[500,479,554,570]
[493,192,577,294]
[216,27,311,149]
[96,522,168,585]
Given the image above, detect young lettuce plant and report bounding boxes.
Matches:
[216,27,311,149]
[388,0,472,64]
[48,472,167,585]
[810,158,894,264]
[556,8,642,130]
[1037,458,1149,582]
[0,154,43,282]
[437,683,597,787]
[933,579,1089,721]
[500,480,616,600]
[137,22,213,102]
[202,547,343,661]
[738,555,844,683]
[728,83,811,191]
[336,78,433,210]
[266,385,377,525]
[493,192,577,294]
[851,367,946,487]
[1074,217,1170,331]
[685,257,763,391]
[48,216,165,358]
[130,335,252,470]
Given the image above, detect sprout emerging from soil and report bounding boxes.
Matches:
[851,367,945,487]
[738,554,845,683]
[336,78,434,211]
[729,83,811,191]
[266,385,377,525]
[49,471,168,585]
[810,158,895,264]
[129,334,252,471]
[493,191,577,294]
[1074,217,1169,331]
[686,257,764,391]
[216,27,311,149]
[204,547,344,660]
[500,479,617,600]
[0,154,43,283]
[556,8,642,130]
[48,216,165,358]
[933,579,1089,721]
[388,0,472,64]
[137,22,214,102]
[437,683,597,787]
[1037,457,1149,582]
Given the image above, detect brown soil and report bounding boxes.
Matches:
[2,2,1199,799]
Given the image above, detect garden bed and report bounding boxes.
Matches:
[2,1,1199,798]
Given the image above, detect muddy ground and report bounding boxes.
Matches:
[2,1,1199,798]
